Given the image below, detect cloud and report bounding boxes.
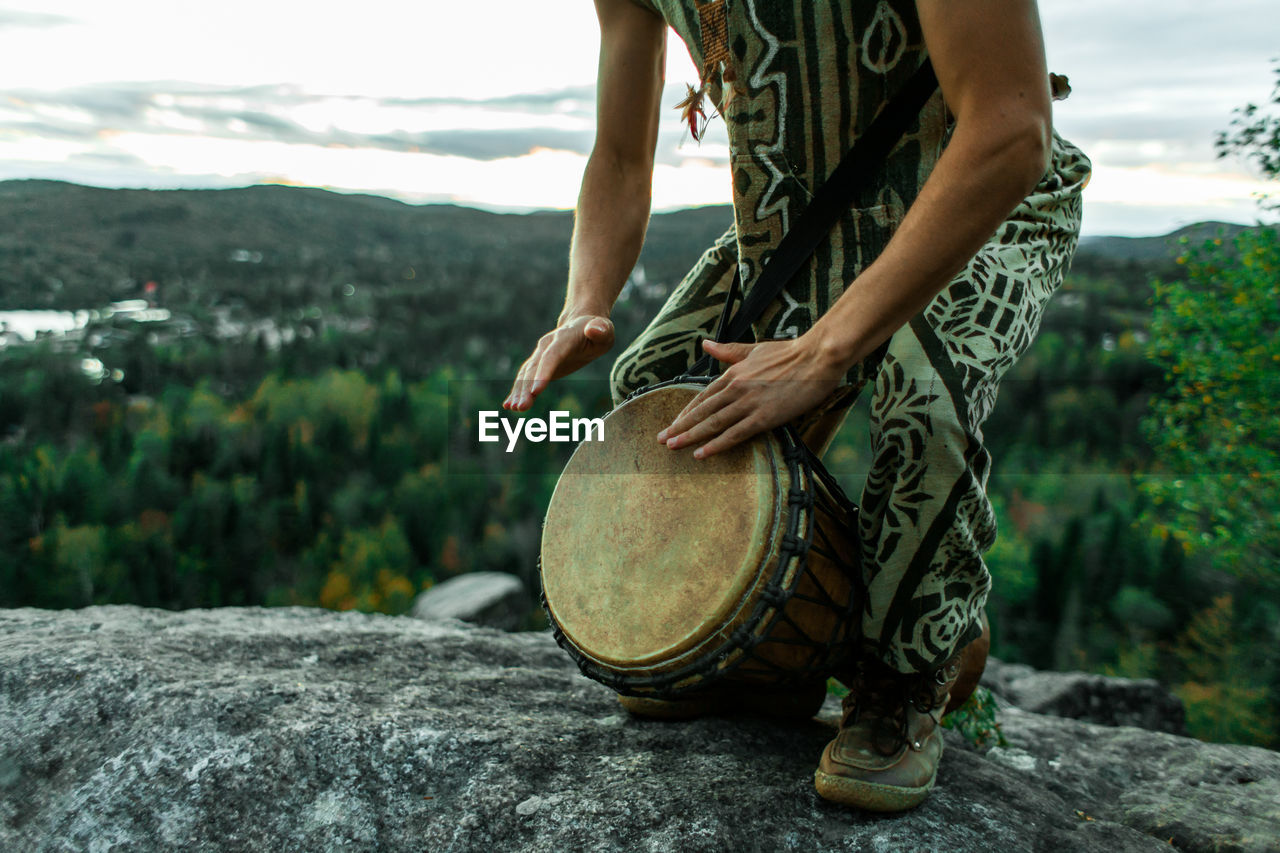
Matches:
[0,120,92,144]
[1042,0,1277,149]
[49,89,153,122]
[69,150,154,168]
[0,80,725,167]
[370,128,597,160]
[0,11,74,29]
[382,86,598,112]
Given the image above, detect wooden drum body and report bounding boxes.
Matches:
[540,379,861,697]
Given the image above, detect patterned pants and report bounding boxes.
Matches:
[609,132,1091,674]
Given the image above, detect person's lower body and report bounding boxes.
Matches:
[608,132,1091,808]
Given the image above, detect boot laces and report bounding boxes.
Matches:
[843,659,948,756]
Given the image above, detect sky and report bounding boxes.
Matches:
[0,1,1276,237]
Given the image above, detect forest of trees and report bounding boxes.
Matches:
[2,75,1277,747]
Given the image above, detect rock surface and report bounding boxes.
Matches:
[3,607,1277,852]
[410,571,529,631]
[982,657,1188,735]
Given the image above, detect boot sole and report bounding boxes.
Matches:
[812,740,942,812]
[813,767,936,812]
[618,682,827,721]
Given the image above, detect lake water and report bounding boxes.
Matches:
[0,302,170,346]
[0,310,91,341]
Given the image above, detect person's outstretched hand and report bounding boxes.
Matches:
[503,314,615,411]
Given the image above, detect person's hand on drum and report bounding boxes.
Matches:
[503,312,615,411]
[658,335,846,459]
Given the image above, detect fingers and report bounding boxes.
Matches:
[702,339,753,364]
[651,338,837,460]
[657,380,763,459]
[649,339,755,432]
[665,396,753,453]
[504,334,554,410]
[657,375,733,442]
[689,417,760,459]
[503,317,613,411]
[583,317,615,344]
[657,369,760,448]
[508,343,557,411]
[655,351,773,458]
[503,351,540,410]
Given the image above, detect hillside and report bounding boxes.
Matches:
[0,176,1246,389]
[0,178,1241,319]
[0,179,729,317]
[1078,220,1253,261]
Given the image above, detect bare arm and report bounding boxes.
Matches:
[504,0,666,411]
[661,0,1054,456]
[805,0,1052,369]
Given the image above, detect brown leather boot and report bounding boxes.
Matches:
[617,679,828,721]
[814,651,963,812]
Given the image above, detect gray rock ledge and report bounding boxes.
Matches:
[981,657,1188,735]
[2,606,1277,852]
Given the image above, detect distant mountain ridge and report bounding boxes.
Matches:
[1078,221,1254,262]
[0,177,1252,263]
[0,180,729,324]
[1,178,1270,335]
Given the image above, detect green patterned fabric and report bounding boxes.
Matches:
[611,0,1092,673]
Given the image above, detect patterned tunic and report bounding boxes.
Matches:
[611,0,1092,673]
[621,0,957,363]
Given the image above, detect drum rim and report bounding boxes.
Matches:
[540,379,790,669]
[541,375,857,697]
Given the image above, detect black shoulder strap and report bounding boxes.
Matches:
[692,59,939,374]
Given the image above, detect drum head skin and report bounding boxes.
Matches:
[541,384,787,671]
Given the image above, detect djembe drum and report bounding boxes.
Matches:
[540,377,862,698]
